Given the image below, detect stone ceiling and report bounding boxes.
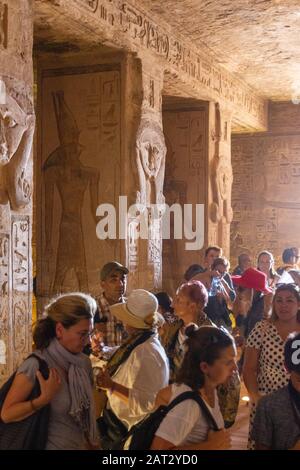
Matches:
[146,0,300,101]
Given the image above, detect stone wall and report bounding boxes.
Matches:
[231,102,300,267]
[0,0,34,382]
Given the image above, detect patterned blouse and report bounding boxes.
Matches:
[246,320,289,394]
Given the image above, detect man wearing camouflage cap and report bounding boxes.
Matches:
[94,261,129,349]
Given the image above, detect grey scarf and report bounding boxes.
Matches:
[47,338,99,445]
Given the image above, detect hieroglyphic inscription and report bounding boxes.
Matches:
[86,77,100,129]
[127,219,139,289]
[102,72,120,147]
[12,216,30,293]
[149,79,154,108]
[11,216,31,370]
[0,3,8,49]
[0,232,9,379]
[231,134,300,265]
[71,0,266,125]
[148,211,162,289]
[75,0,99,13]
[0,233,9,298]
[269,102,300,133]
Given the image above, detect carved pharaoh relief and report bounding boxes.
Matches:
[135,119,166,207]
[0,77,35,210]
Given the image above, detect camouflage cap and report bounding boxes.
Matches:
[100,261,129,281]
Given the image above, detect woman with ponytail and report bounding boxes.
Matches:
[151,325,237,450]
[1,293,99,450]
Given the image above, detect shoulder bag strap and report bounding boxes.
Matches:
[28,353,49,379]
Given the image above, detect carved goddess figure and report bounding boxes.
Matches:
[0,78,34,210]
[210,159,233,224]
[135,120,166,207]
[210,103,233,225]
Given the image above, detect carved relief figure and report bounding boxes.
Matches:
[210,104,233,225]
[43,91,99,293]
[135,120,166,206]
[210,159,233,224]
[0,78,34,210]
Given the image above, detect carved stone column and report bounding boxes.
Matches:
[123,53,166,291]
[162,101,208,295]
[207,102,233,257]
[0,0,34,383]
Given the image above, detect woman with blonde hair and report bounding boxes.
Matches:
[243,283,300,449]
[1,293,99,450]
[257,250,279,289]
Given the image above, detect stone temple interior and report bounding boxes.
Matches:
[1,3,300,445]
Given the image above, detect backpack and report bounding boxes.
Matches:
[97,330,155,450]
[125,390,220,450]
[0,353,50,450]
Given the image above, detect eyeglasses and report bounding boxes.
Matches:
[77,329,95,340]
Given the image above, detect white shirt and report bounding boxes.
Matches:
[108,334,169,430]
[155,383,224,446]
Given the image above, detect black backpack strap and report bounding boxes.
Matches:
[126,330,155,357]
[164,391,220,431]
[109,330,155,377]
